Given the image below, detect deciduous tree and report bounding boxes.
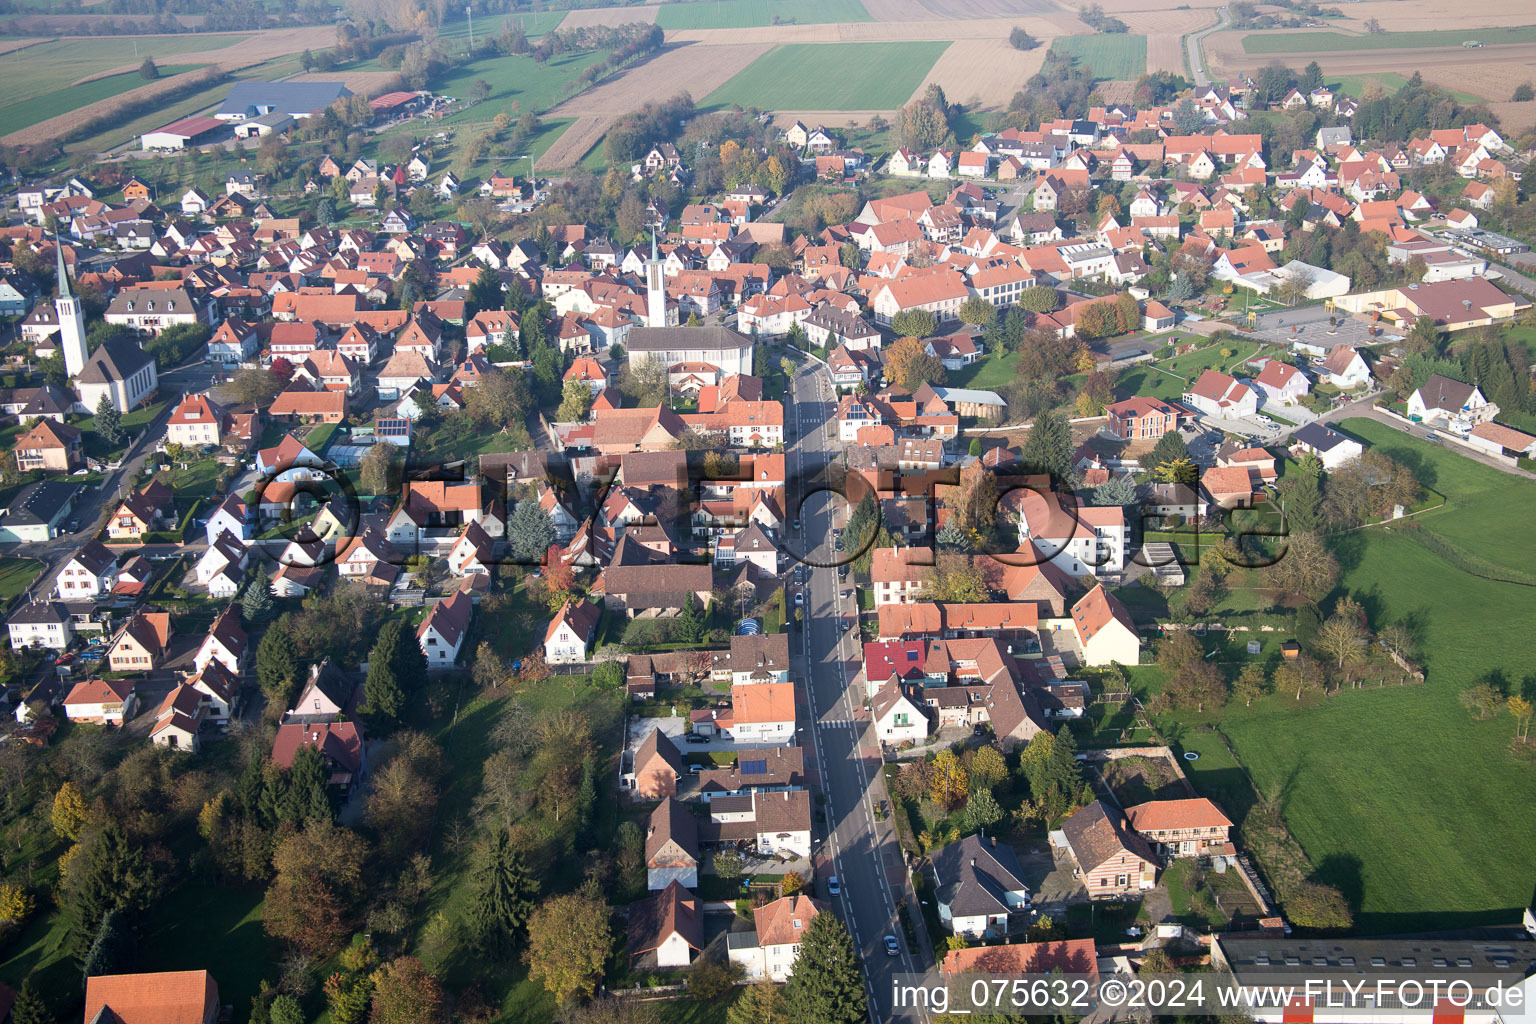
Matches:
[368,956,448,1024]
[525,889,612,1003]
[883,335,946,391]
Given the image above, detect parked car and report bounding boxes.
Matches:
[884,935,900,956]
[827,876,841,896]
[685,733,710,744]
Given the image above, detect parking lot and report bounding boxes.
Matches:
[1249,310,1396,354]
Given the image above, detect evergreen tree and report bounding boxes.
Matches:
[10,980,50,1024]
[362,620,415,725]
[1281,454,1324,532]
[241,567,274,622]
[1147,430,1191,475]
[677,592,705,644]
[576,752,597,841]
[1020,408,1073,482]
[94,395,123,446]
[784,913,866,1024]
[467,828,538,954]
[255,625,302,706]
[507,499,556,564]
[60,822,159,957]
[237,751,266,819]
[81,909,131,983]
[284,744,332,824]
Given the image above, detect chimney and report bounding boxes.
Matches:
[970,858,976,867]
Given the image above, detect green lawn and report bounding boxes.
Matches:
[1047,34,1148,80]
[433,49,613,125]
[434,9,567,44]
[0,64,205,138]
[0,557,45,605]
[1116,338,1265,403]
[0,35,244,107]
[1153,416,1536,932]
[1243,25,1536,53]
[1328,72,1484,104]
[703,41,949,111]
[945,350,1018,392]
[655,0,871,29]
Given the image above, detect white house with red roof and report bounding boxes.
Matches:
[1252,359,1310,406]
[1069,585,1139,667]
[166,393,228,448]
[417,590,472,668]
[1183,369,1257,420]
[1125,797,1235,861]
[545,599,601,664]
[63,677,138,725]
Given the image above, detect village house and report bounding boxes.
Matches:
[627,881,703,969]
[107,610,174,673]
[1059,799,1159,897]
[628,726,684,799]
[7,599,74,650]
[417,590,473,668]
[84,970,221,1024]
[1407,373,1496,431]
[544,599,601,664]
[56,540,117,601]
[1288,422,1365,469]
[14,417,83,473]
[646,797,699,891]
[728,894,825,982]
[62,681,139,727]
[930,834,1032,939]
[1124,797,1235,862]
[1069,585,1140,668]
[271,720,368,792]
[1183,369,1258,420]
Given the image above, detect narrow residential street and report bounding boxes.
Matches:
[786,357,932,1024]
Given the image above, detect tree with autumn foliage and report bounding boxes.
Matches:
[525,887,612,1002]
[264,818,369,958]
[883,335,946,391]
[928,749,969,809]
[368,956,448,1024]
[51,781,90,841]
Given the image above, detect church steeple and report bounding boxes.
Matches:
[54,232,89,379]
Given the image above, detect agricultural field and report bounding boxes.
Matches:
[1154,418,1536,931]
[1046,33,1148,81]
[703,40,949,111]
[1242,24,1536,53]
[653,0,873,30]
[432,50,614,126]
[0,64,203,137]
[0,34,243,105]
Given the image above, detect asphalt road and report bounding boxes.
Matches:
[1186,6,1229,87]
[786,362,930,1024]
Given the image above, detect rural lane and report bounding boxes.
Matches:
[1186,5,1230,86]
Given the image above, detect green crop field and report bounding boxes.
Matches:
[0,64,204,138]
[0,34,246,105]
[656,0,872,30]
[435,8,566,45]
[1154,417,1536,931]
[1243,25,1536,53]
[1047,34,1147,80]
[704,41,948,111]
[433,49,612,125]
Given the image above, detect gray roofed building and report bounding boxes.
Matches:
[930,833,1032,939]
[75,334,159,414]
[216,81,352,121]
[0,480,78,542]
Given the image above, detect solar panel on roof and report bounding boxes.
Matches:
[741,760,767,775]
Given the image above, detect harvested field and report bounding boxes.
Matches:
[703,40,949,110]
[536,114,614,170]
[1095,80,1139,104]
[858,0,938,19]
[1421,60,1536,106]
[548,42,773,116]
[1242,25,1536,54]
[1,66,224,147]
[653,0,872,29]
[558,5,659,29]
[1483,100,1536,132]
[73,24,337,82]
[1328,0,1535,34]
[904,0,1059,17]
[289,70,404,97]
[915,37,1050,108]
[667,15,1067,44]
[1120,8,1216,76]
[1207,34,1536,102]
[0,38,50,56]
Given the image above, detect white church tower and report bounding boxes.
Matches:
[55,235,89,379]
[645,230,666,329]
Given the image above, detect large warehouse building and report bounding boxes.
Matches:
[215,81,351,121]
[140,115,228,151]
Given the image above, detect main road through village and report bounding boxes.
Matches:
[785,357,931,1024]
